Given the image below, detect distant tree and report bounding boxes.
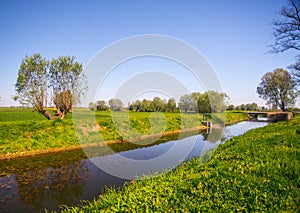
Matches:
[96,100,109,111]
[240,104,246,111]
[167,98,176,112]
[162,99,168,112]
[108,98,123,111]
[151,97,165,112]
[235,105,241,110]
[245,103,253,111]
[132,100,141,111]
[140,99,152,112]
[128,103,133,111]
[178,94,194,112]
[49,56,86,119]
[250,102,259,111]
[197,93,210,113]
[89,102,96,111]
[227,104,235,110]
[206,91,227,113]
[191,92,202,112]
[271,0,300,85]
[234,103,259,111]
[179,91,226,113]
[14,53,52,119]
[257,68,297,111]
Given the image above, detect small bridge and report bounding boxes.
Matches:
[247,111,293,122]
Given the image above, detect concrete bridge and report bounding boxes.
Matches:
[247,111,293,123]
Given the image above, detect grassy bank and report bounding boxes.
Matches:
[61,114,300,212]
[0,108,248,158]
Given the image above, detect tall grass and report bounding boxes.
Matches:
[60,114,300,212]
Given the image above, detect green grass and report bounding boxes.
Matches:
[0,108,248,156]
[60,114,300,212]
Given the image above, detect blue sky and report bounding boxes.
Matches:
[0,0,299,107]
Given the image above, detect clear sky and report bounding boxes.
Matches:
[0,0,299,107]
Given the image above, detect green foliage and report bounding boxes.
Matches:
[178,94,195,112]
[14,53,86,119]
[60,114,300,212]
[96,100,109,111]
[167,98,176,112]
[179,91,227,113]
[14,53,48,112]
[88,102,96,111]
[234,102,259,111]
[257,68,297,111]
[139,99,153,112]
[108,98,123,111]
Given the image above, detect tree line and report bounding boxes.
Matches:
[89,91,227,113]
[14,53,87,119]
[227,103,259,111]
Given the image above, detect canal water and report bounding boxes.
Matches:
[0,121,268,212]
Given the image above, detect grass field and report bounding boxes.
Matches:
[60,114,300,212]
[0,108,248,157]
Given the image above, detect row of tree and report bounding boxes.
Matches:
[89,97,176,112]
[89,91,227,113]
[14,53,86,119]
[89,99,123,112]
[227,103,259,111]
[178,91,227,113]
[128,97,177,112]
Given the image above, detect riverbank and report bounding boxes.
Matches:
[0,126,204,160]
[61,114,300,212]
[0,109,248,160]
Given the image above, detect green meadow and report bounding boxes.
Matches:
[61,114,300,212]
[0,108,248,157]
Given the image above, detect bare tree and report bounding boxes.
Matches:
[271,0,300,85]
[288,55,300,85]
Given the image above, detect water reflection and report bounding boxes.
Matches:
[0,161,89,212]
[17,161,88,209]
[202,127,224,143]
[0,121,268,212]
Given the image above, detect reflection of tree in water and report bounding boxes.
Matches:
[16,161,88,210]
[202,128,224,143]
[0,175,20,211]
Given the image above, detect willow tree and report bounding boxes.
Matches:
[14,53,52,119]
[14,53,86,119]
[49,56,86,119]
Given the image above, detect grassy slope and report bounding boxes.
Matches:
[0,108,248,156]
[61,115,300,212]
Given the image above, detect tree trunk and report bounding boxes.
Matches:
[41,110,52,120]
[56,106,66,119]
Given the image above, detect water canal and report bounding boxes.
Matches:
[0,121,268,212]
